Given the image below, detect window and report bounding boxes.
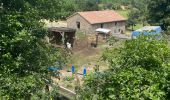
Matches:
[115,22,117,26]
[119,29,121,32]
[76,21,80,29]
[119,29,123,34]
[101,23,103,28]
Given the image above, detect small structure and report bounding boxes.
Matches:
[95,28,130,40]
[67,10,126,34]
[48,27,76,48]
[95,28,111,34]
[91,28,111,47]
[96,28,111,38]
[132,26,162,38]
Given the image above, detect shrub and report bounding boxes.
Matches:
[79,35,170,100]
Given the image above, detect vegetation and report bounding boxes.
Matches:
[76,0,99,11]
[127,8,141,30]
[79,35,170,99]
[148,0,170,31]
[115,10,129,19]
[127,0,170,32]
[1,0,170,99]
[126,0,149,30]
[0,0,72,99]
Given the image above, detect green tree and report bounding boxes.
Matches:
[103,35,170,69]
[79,35,170,99]
[0,0,72,99]
[127,8,140,30]
[131,0,149,26]
[76,0,99,11]
[148,0,170,31]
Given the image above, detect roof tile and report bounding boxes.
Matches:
[77,10,126,24]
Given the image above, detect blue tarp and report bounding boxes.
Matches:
[48,67,61,71]
[83,68,87,76]
[72,65,75,73]
[132,26,162,38]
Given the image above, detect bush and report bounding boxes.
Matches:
[79,35,170,100]
[103,35,170,69]
[63,76,74,81]
[106,36,119,46]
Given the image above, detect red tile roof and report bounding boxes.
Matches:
[77,10,126,24]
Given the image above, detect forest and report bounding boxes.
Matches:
[0,0,170,99]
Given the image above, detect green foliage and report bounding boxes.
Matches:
[103,35,170,69]
[127,8,140,30]
[74,0,139,11]
[115,10,129,18]
[63,76,75,81]
[59,0,78,19]
[127,0,149,30]
[80,66,170,100]
[31,84,60,99]
[99,0,133,6]
[111,3,121,10]
[148,0,170,31]
[0,0,71,99]
[76,0,99,11]
[106,36,119,46]
[79,35,170,100]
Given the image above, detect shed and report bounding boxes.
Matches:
[48,27,76,47]
[132,26,162,38]
[95,28,111,34]
[95,28,111,39]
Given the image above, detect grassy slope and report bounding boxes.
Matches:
[115,9,143,31]
[115,10,129,19]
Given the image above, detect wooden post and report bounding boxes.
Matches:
[95,33,99,47]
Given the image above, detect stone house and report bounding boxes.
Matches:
[67,10,126,34]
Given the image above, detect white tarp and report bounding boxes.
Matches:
[95,28,111,34]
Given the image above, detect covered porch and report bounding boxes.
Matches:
[48,27,76,48]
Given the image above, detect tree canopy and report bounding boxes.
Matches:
[148,0,170,31]
[79,35,170,99]
[0,0,72,99]
[1,0,170,99]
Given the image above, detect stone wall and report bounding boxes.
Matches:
[67,14,126,35]
[91,21,126,34]
[67,14,92,34]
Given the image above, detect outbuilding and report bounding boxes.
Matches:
[48,27,76,48]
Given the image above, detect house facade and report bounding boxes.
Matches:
[67,10,126,34]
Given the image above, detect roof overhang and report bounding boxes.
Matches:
[48,27,76,33]
[95,28,111,34]
[91,20,126,25]
[67,10,127,25]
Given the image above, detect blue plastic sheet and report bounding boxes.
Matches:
[72,65,75,73]
[132,26,162,38]
[48,67,60,71]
